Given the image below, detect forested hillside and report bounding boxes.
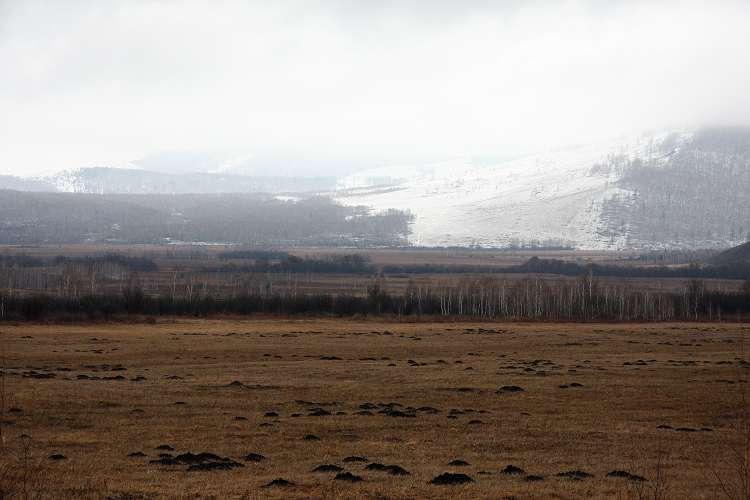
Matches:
[52,167,336,194]
[598,128,750,248]
[0,191,412,246]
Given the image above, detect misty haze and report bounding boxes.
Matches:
[2,1,750,499]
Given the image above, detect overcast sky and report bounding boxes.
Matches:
[2,0,750,177]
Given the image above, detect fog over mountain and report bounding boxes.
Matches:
[334,127,750,250]
[2,1,750,178]
[2,1,750,249]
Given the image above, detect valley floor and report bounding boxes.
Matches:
[1,319,748,498]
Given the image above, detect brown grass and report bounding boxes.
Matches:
[1,319,749,498]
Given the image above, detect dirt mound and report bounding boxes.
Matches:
[557,470,594,479]
[366,463,410,475]
[497,386,524,393]
[334,472,363,482]
[313,464,344,472]
[263,478,294,488]
[308,408,331,416]
[149,451,244,471]
[380,409,416,417]
[501,465,525,475]
[188,459,243,471]
[607,470,647,481]
[430,472,474,485]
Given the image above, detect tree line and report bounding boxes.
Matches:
[2,276,749,322]
[0,191,413,246]
[382,256,750,280]
[214,254,374,274]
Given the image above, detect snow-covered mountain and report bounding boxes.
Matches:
[47,167,336,194]
[333,129,750,250]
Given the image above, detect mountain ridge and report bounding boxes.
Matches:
[333,128,750,250]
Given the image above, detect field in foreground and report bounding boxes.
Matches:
[1,319,749,499]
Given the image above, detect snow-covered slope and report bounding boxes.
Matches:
[47,167,336,194]
[333,132,693,249]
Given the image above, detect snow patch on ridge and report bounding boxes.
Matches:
[333,131,692,249]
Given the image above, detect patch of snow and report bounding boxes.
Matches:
[333,131,692,249]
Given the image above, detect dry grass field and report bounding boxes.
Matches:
[1,318,749,499]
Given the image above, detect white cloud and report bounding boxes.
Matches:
[1,0,749,176]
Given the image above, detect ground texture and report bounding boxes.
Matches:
[1,319,748,499]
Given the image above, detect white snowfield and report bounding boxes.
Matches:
[333,132,690,250]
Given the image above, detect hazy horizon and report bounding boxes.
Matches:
[2,0,750,177]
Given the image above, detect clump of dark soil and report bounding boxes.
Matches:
[430,472,474,485]
[334,472,363,482]
[367,463,410,475]
[188,458,244,471]
[525,475,544,481]
[448,459,470,466]
[497,386,525,393]
[313,464,344,473]
[263,478,294,488]
[557,470,594,479]
[23,371,55,379]
[501,465,525,475]
[308,408,331,416]
[149,451,244,471]
[244,453,266,462]
[380,409,416,417]
[607,470,647,481]
[303,434,320,441]
[49,454,66,461]
[128,452,147,458]
[384,465,410,475]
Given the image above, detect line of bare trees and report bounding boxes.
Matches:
[1,275,749,322]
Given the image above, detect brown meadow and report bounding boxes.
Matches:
[1,319,749,499]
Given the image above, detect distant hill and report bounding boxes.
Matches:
[0,190,412,246]
[709,242,750,266]
[335,127,750,250]
[0,175,56,192]
[50,167,336,194]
